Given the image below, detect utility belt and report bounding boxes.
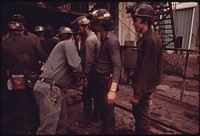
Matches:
[95,71,112,80]
[95,73,112,90]
[8,72,38,91]
[38,77,62,90]
[96,73,119,92]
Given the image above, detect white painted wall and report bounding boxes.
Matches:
[118,2,139,46]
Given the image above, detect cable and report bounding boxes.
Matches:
[117,17,140,38]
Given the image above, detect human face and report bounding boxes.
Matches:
[132,16,147,34]
[78,26,86,36]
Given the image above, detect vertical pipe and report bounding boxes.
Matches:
[180,50,189,101]
[168,2,176,48]
[188,7,195,49]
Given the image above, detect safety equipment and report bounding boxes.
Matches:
[126,3,154,18]
[77,16,90,26]
[87,9,111,22]
[57,26,73,36]
[45,24,54,32]
[11,75,26,90]
[71,16,90,26]
[35,25,45,32]
[26,72,39,88]
[8,21,24,31]
[12,14,26,24]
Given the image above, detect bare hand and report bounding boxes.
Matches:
[129,97,139,106]
[83,79,88,88]
[40,65,44,71]
[107,91,116,104]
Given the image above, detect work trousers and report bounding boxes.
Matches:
[33,80,67,135]
[132,92,153,134]
[12,88,39,133]
[82,74,100,120]
[96,75,115,133]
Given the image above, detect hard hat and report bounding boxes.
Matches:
[87,9,111,22]
[45,24,54,32]
[12,14,26,24]
[71,16,90,26]
[77,16,90,26]
[35,25,45,32]
[8,21,24,31]
[57,26,73,36]
[126,3,154,18]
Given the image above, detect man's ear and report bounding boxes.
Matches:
[85,25,89,30]
[71,35,75,42]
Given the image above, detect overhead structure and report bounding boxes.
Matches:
[18,2,88,16]
[150,2,177,48]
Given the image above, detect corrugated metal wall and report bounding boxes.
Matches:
[174,8,193,49]
[117,2,199,49]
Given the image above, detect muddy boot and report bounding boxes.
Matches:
[75,104,92,128]
[100,127,114,134]
[75,119,91,128]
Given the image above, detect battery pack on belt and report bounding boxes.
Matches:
[10,75,26,90]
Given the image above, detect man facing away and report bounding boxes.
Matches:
[2,20,47,134]
[33,26,82,135]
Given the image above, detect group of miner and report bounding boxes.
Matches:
[2,3,163,135]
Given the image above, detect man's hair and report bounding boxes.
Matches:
[94,19,114,32]
[58,33,73,41]
[80,23,92,30]
[140,16,153,27]
[44,24,55,39]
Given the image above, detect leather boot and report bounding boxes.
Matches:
[101,127,114,134]
[75,104,92,128]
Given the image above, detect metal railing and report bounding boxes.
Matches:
[121,46,199,102]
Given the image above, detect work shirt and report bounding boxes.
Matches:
[95,31,122,83]
[81,32,100,79]
[40,40,82,89]
[134,28,163,99]
[40,37,59,59]
[2,33,47,75]
[25,32,41,50]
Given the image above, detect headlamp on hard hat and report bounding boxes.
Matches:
[35,26,45,32]
[8,21,24,31]
[126,6,135,14]
[126,3,154,18]
[87,9,111,22]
